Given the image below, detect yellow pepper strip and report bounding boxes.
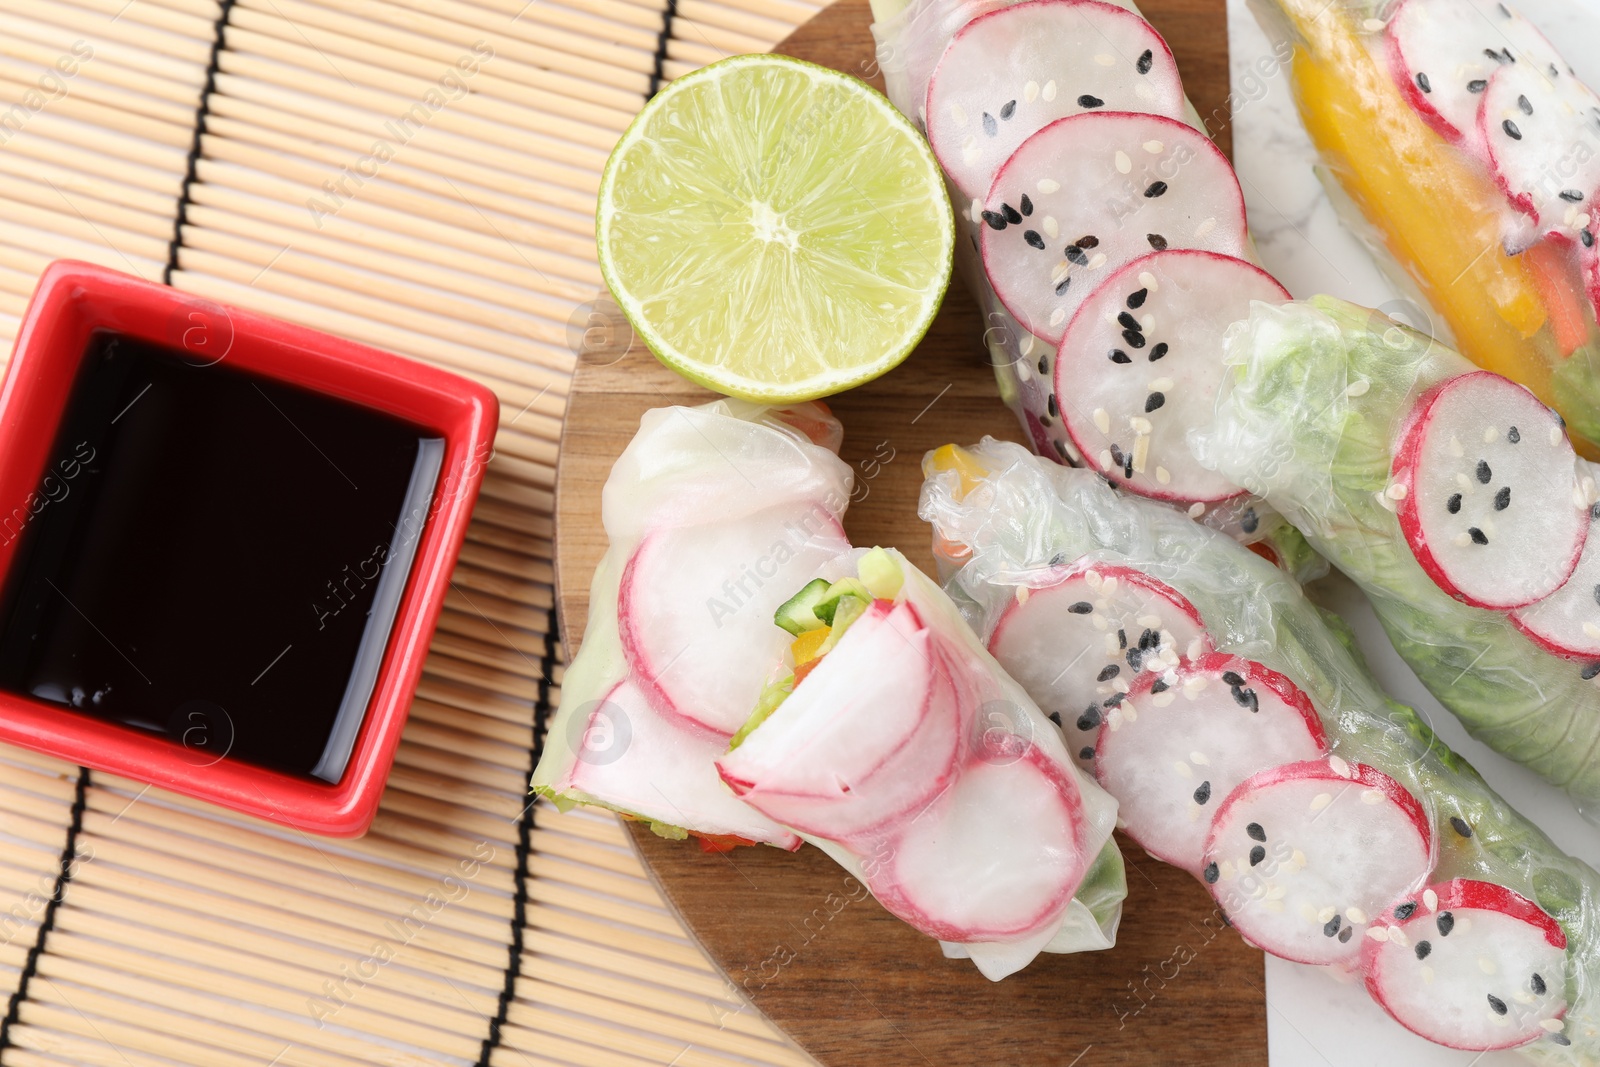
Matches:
[922,443,990,498]
[790,626,830,667]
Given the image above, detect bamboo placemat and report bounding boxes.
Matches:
[0,1,822,1064]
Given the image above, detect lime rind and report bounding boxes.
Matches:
[597,53,955,403]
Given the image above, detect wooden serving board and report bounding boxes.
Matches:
[553,1,1268,1062]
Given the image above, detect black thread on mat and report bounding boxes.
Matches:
[0,766,91,1051]
[164,0,238,285]
[476,611,556,1065]
[646,0,681,98]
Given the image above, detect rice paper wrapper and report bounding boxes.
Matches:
[921,436,1600,1061]
[532,399,852,847]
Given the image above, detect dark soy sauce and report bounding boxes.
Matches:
[0,330,443,781]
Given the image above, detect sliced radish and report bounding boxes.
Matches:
[979,112,1249,345]
[925,0,1186,200]
[1384,0,1560,145]
[716,599,963,842]
[619,504,849,734]
[1480,59,1600,240]
[1094,655,1328,875]
[865,744,1088,941]
[985,560,1212,770]
[1389,370,1588,610]
[558,680,801,849]
[1510,491,1600,657]
[1201,757,1434,966]
[1364,879,1569,1052]
[1055,250,1289,503]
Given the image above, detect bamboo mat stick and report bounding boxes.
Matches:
[669,32,736,67]
[232,0,650,121]
[519,931,732,1002]
[523,903,713,972]
[371,787,526,844]
[112,0,225,17]
[392,743,528,799]
[15,1001,359,1067]
[9,1009,234,1067]
[0,169,178,242]
[538,803,633,847]
[0,108,189,178]
[502,1003,779,1067]
[429,630,547,680]
[402,718,528,770]
[384,763,526,822]
[444,577,553,624]
[0,745,79,778]
[678,0,796,42]
[673,12,774,54]
[491,1024,666,1067]
[477,433,564,478]
[689,0,821,28]
[448,566,552,613]
[525,879,685,938]
[70,864,508,984]
[481,450,554,489]
[254,0,651,111]
[197,117,596,238]
[526,829,650,880]
[169,268,573,418]
[0,205,168,271]
[478,475,555,513]
[0,8,214,68]
[407,699,532,746]
[0,79,196,149]
[50,927,486,1062]
[0,47,200,115]
[435,611,551,664]
[526,854,661,910]
[518,977,808,1063]
[0,219,163,284]
[463,523,552,560]
[0,155,176,222]
[58,0,220,39]
[423,654,540,700]
[0,128,185,197]
[413,678,537,726]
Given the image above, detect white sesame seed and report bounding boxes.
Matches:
[1149,377,1175,391]
[1194,216,1216,238]
[1143,140,1163,154]
[1424,889,1438,911]
[1361,789,1385,804]
[1115,151,1132,174]
[1318,906,1337,923]
[1375,490,1397,513]
[1186,637,1205,660]
[1091,613,1109,632]
[1024,80,1039,103]
[1151,690,1177,708]
[1187,502,1204,518]
[1542,1019,1565,1033]
[969,199,982,224]
[1135,81,1155,101]
[1043,215,1059,239]
[1388,926,1408,948]
[1329,755,1352,778]
[1362,16,1385,30]
[963,142,980,165]
[1016,586,1030,605]
[1310,792,1332,812]
[1114,677,1130,693]
[1156,466,1171,484]
[1137,614,1162,628]
[1584,622,1600,641]
[1099,449,1113,467]
[1085,570,1103,589]
[1049,308,1066,327]
[950,103,967,128]
[1051,261,1070,285]
[1122,702,1136,720]
[1140,271,1158,292]
[1130,416,1153,434]
[1104,632,1119,655]
[1190,751,1209,765]
[1095,53,1115,66]
[1042,79,1057,102]
[1346,906,1367,924]
[1093,408,1110,434]
[1037,178,1060,194]
[1290,849,1306,870]
[1088,252,1107,270]
[1456,472,1473,490]
[1173,760,1193,779]
[1421,965,1434,985]
[1366,927,1389,942]
[1263,899,1285,914]
[1346,379,1370,397]
[1552,424,1564,447]
[1449,435,1464,457]
[1385,482,1408,500]
[1479,957,1497,975]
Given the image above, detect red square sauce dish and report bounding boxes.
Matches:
[0,260,499,836]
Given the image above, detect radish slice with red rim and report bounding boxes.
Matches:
[1202,757,1434,966]
[979,112,1249,345]
[1363,879,1569,1052]
[925,0,1186,200]
[1389,370,1588,610]
[1479,59,1600,241]
[986,560,1212,770]
[1094,654,1327,875]
[1055,249,1289,503]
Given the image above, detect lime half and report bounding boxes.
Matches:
[597,54,955,402]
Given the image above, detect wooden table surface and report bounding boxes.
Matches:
[552,1,1269,1062]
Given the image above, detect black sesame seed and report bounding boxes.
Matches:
[1038,354,1049,375]
[1518,93,1533,115]
[1194,781,1211,805]
[1503,48,1515,63]
[1123,330,1146,349]
[1242,507,1260,534]
[1324,915,1342,937]
[1417,72,1432,93]
[1450,816,1473,838]
[1080,745,1096,761]
[1068,601,1093,614]
[1019,194,1033,216]
[1055,276,1072,296]
[1151,678,1169,694]
[1079,235,1099,248]
[1077,707,1102,732]
[1485,47,1505,62]
[1137,49,1154,75]
[1125,454,1133,478]
[1078,94,1104,108]
[1002,203,1022,224]
[1447,493,1462,514]
[1437,911,1455,937]
[981,210,1007,230]
[1488,994,1508,1016]
[1585,228,1596,248]
[1583,662,1600,680]
[1477,459,1492,483]
[1469,527,1489,545]
[1118,311,1142,332]
[1231,685,1250,708]
[1203,862,1219,884]
[1414,940,1431,960]
[1504,118,1523,140]
[1126,647,1145,672]
[1552,1033,1572,1046]
[1000,99,1017,120]
[1048,710,1063,726]
[1097,664,1121,682]
[1110,444,1125,468]
[982,112,998,137]
[1048,394,1058,417]
[1499,2,1512,15]
[1508,425,1521,443]
[1494,486,1511,510]
[1066,245,1088,265]
[1144,181,1168,198]
[1147,233,1169,250]
[1127,287,1149,309]
[1562,189,1586,202]
[1103,692,1125,708]
[1248,845,1266,866]
[1139,628,1156,650]
[1024,230,1046,250]
[1145,391,1166,412]
[1468,78,1488,93]
[1246,822,1267,842]
[1338,925,1353,943]
[1149,342,1169,361]
[1394,901,1417,921]
[1532,973,1547,996]
[1245,689,1259,712]
[1222,671,1245,686]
